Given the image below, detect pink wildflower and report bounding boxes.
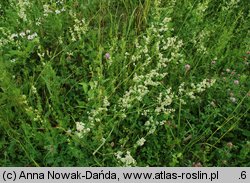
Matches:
[105,53,110,60]
[234,80,239,85]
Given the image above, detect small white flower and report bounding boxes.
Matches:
[136,138,146,146]
[101,138,106,143]
[27,33,38,40]
[103,96,110,107]
[10,59,16,63]
[55,9,61,14]
[10,33,18,39]
[19,32,26,37]
[121,113,127,118]
[163,17,171,23]
[66,129,72,135]
[27,35,33,40]
[35,18,41,26]
[76,122,85,132]
[120,151,136,166]
[115,151,123,159]
[230,97,236,103]
[145,120,150,126]
[148,127,156,134]
[31,85,37,93]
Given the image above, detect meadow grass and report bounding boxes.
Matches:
[0,0,249,166]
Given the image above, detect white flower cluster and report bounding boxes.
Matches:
[27,32,38,40]
[43,3,66,17]
[115,151,136,167]
[155,89,175,114]
[88,107,104,124]
[32,108,42,122]
[194,79,216,93]
[117,16,184,134]
[73,18,88,39]
[68,11,88,42]
[222,0,240,11]
[162,36,179,50]
[196,1,209,16]
[75,122,90,138]
[136,137,146,147]
[87,95,110,126]
[119,84,149,109]
[119,17,178,109]
[178,79,216,103]
[193,29,211,55]
[178,83,185,95]
[9,30,38,41]
[43,4,53,16]
[145,116,157,134]
[148,16,183,63]
[133,69,167,87]
[129,38,145,66]
[162,36,184,63]
[18,95,43,123]
[55,8,66,14]
[103,96,110,108]
[31,85,37,94]
[17,0,30,21]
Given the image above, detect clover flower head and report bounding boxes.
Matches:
[185,64,191,71]
[234,80,239,85]
[105,52,110,60]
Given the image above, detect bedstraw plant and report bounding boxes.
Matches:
[0,0,249,166]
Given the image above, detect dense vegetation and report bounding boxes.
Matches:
[0,0,249,166]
